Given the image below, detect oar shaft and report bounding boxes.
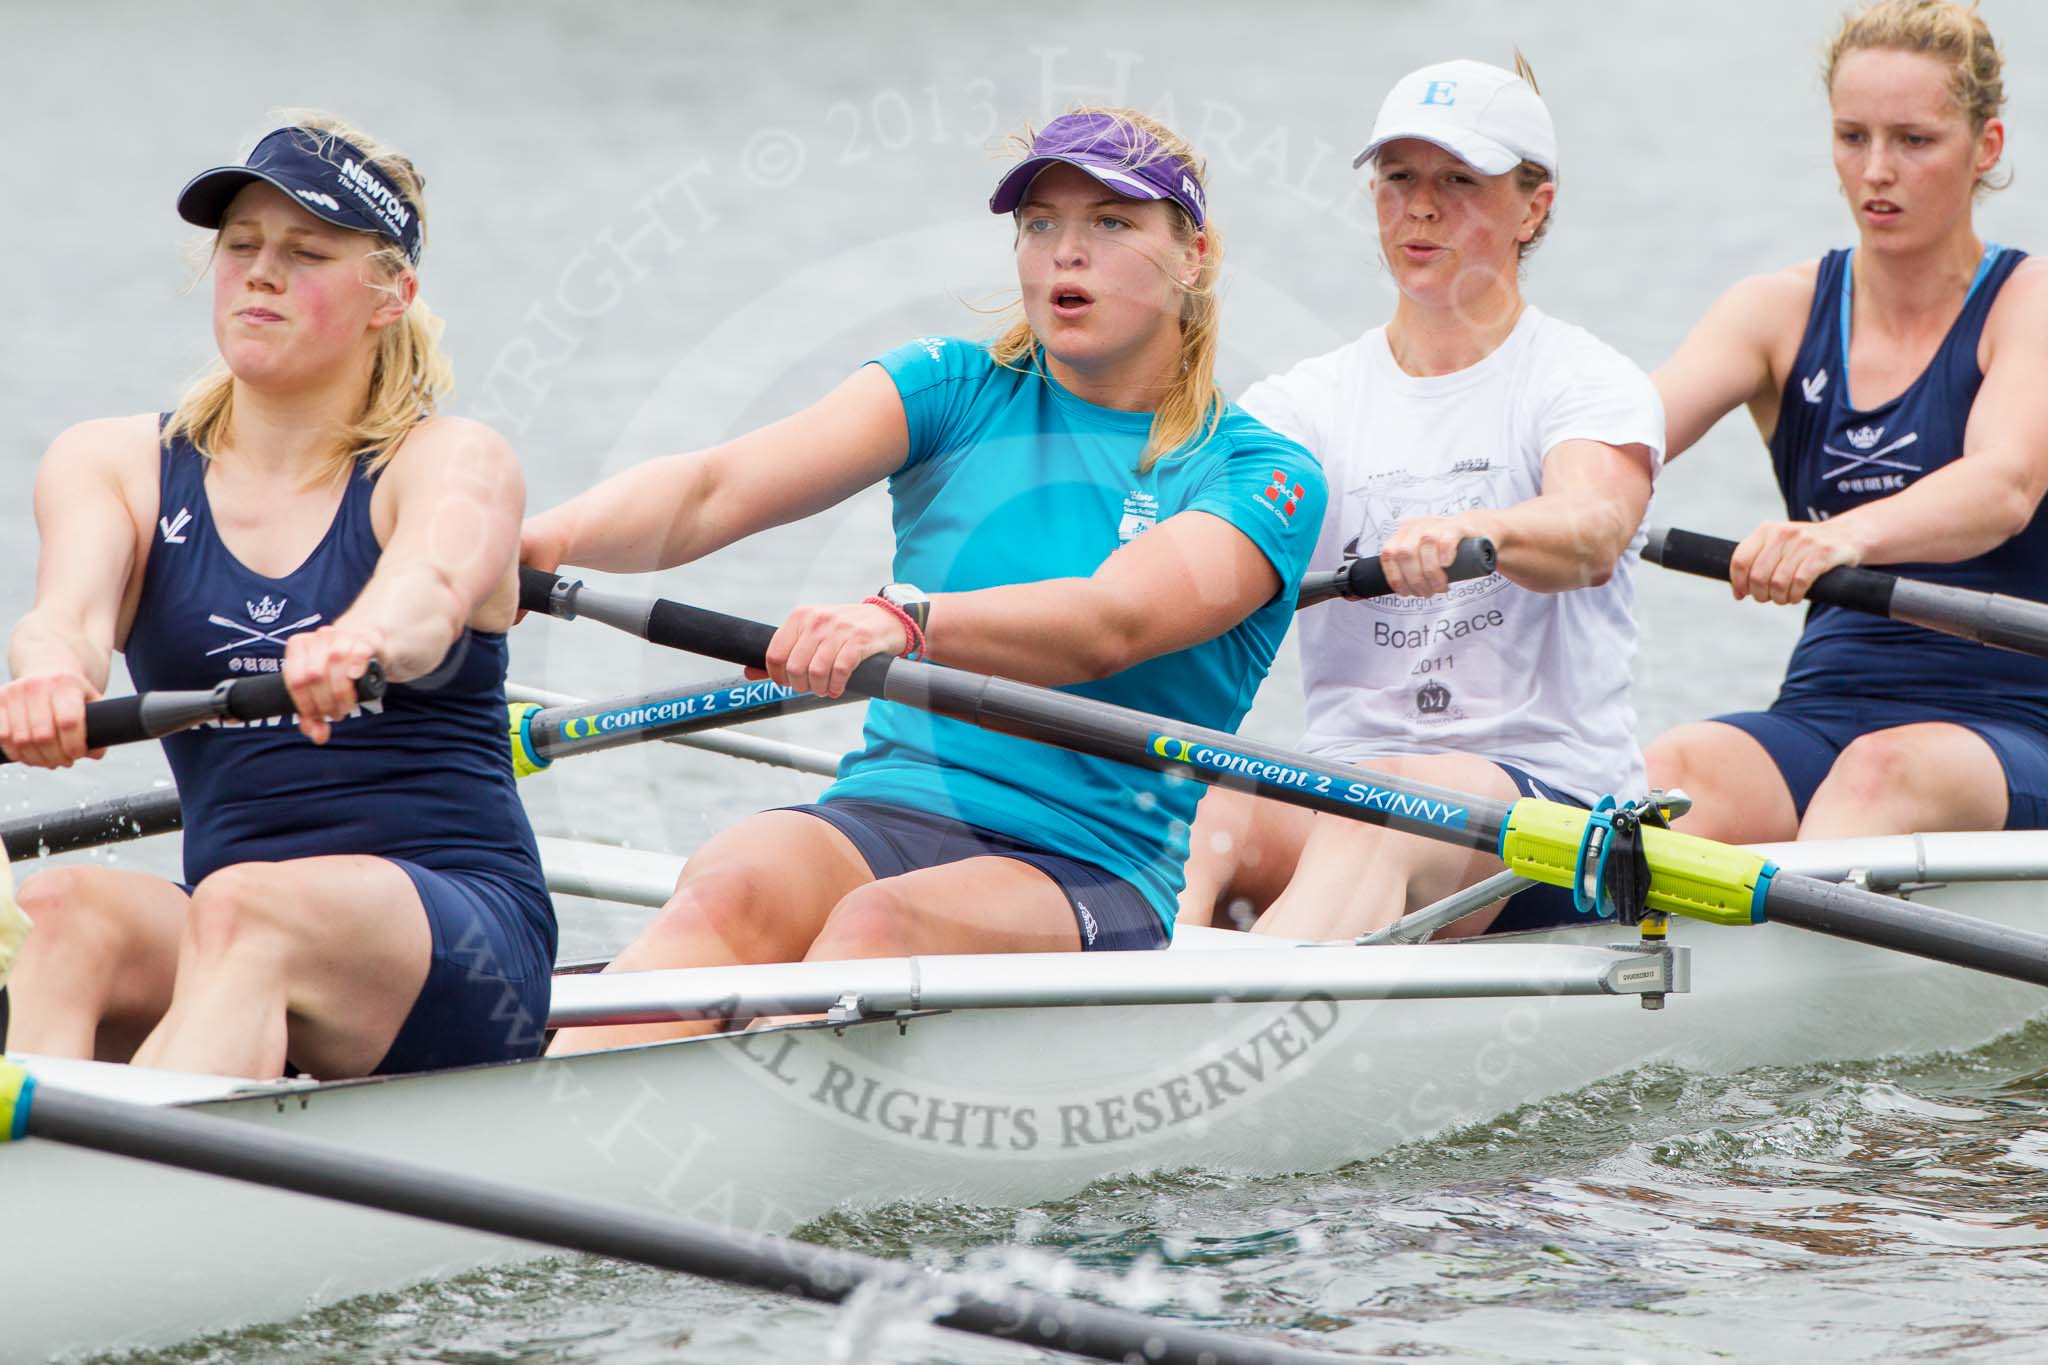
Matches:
[14,1077,1330,1365]
[509,682,841,778]
[524,675,845,763]
[1295,536,1497,610]
[1762,872,2048,983]
[1891,579,2048,658]
[521,571,1508,851]
[0,788,184,860]
[1645,527,2048,658]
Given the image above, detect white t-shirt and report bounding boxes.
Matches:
[1240,307,1665,801]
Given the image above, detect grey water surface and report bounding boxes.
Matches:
[5,0,2048,1360]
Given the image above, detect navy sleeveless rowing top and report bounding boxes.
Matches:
[124,426,551,902]
[1767,244,2048,724]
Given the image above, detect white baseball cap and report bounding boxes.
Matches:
[1353,59,1558,180]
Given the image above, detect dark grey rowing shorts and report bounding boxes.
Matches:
[786,797,1169,951]
[1483,763,1600,935]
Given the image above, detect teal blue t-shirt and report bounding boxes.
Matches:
[821,337,1326,933]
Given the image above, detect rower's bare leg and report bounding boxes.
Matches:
[1176,786,1316,931]
[5,867,187,1062]
[805,856,1083,961]
[1644,721,1800,843]
[1800,722,2008,838]
[130,856,431,1079]
[1254,753,1521,941]
[546,811,874,1055]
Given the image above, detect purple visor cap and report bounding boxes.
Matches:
[988,113,1206,227]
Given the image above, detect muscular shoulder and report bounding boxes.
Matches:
[386,415,519,475]
[41,413,159,493]
[1689,261,1821,390]
[1986,255,2048,344]
[1720,261,1822,338]
[46,412,158,462]
[374,416,524,521]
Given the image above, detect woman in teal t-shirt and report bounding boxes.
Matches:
[527,108,1324,1054]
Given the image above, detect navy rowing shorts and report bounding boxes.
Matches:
[1715,694,2048,829]
[373,861,554,1074]
[788,798,1168,951]
[174,864,554,1075]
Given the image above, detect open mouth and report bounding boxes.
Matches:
[1050,284,1094,316]
[1863,199,1902,221]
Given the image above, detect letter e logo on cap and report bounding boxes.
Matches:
[1421,80,1458,106]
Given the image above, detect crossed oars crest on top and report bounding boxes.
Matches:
[204,600,324,656]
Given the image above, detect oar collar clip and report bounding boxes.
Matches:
[547,577,584,621]
[1573,793,1673,926]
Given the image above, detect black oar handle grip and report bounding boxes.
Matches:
[1296,537,1496,610]
[648,600,776,670]
[79,695,150,751]
[210,664,387,724]
[520,565,864,677]
[519,565,568,618]
[1645,528,1897,616]
[0,664,386,766]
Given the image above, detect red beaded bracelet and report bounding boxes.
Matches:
[862,595,926,660]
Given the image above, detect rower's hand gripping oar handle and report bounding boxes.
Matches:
[0,665,388,765]
[1295,537,1497,610]
[1644,528,1895,616]
[1645,527,2048,659]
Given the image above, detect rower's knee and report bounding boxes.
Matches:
[14,867,123,974]
[812,883,910,960]
[1645,725,1714,791]
[186,864,294,965]
[648,866,782,960]
[1816,731,1919,812]
[1646,724,1770,840]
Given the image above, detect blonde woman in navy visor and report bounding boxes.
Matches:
[1179,59,1665,940]
[1,116,554,1079]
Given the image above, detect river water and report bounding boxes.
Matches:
[5,0,2048,1359]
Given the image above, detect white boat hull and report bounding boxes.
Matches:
[8,868,2047,1360]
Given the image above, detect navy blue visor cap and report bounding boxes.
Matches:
[176,126,423,266]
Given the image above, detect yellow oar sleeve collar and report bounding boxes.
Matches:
[1498,797,1773,927]
[509,703,551,779]
[0,1059,34,1143]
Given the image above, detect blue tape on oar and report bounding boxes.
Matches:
[1750,862,1778,925]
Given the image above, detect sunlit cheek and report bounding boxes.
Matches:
[294,275,363,341]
